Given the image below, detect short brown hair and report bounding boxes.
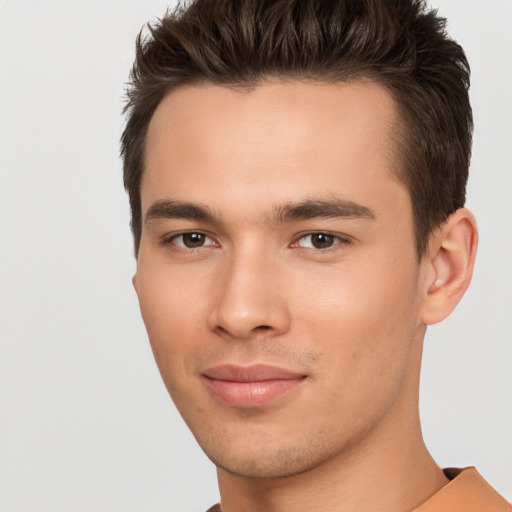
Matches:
[121,0,472,256]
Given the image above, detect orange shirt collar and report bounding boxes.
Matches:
[413,467,511,512]
[207,467,511,512]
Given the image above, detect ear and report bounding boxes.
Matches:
[132,273,138,293]
[420,208,478,325]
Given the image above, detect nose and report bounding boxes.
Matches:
[207,250,291,340]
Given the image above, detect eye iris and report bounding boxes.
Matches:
[183,233,205,248]
[311,233,334,249]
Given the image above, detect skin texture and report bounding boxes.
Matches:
[134,81,477,512]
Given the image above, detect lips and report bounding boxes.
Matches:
[202,364,306,408]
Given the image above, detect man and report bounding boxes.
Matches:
[120,0,511,510]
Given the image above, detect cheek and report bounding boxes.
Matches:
[294,255,421,385]
[134,260,212,383]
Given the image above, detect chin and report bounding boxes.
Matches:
[200,435,332,479]
[211,451,316,479]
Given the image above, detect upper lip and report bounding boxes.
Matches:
[202,364,305,382]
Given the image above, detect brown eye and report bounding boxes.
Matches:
[310,233,335,249]
[181,233,206,248]
[169,232,217,249]
[294,232,348,250]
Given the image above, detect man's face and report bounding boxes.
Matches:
[134,81,430,478]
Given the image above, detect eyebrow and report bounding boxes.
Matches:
[270,197,376,223]
[144,197,376,225]
[145,200,220,224]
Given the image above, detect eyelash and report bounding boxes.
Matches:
[160,232,218,250]
[160,231,351,252]
[291,232,351,251]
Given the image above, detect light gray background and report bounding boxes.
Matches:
[0,1,510,510]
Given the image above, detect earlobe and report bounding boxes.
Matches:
[421,208,478,325]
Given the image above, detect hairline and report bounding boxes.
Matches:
[136,74,421,250]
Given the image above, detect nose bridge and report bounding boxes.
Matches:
[208,240,290,339]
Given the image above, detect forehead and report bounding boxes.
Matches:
[142,80,407,226]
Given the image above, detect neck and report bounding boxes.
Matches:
[215,338,449,512]
[217,423,447,512]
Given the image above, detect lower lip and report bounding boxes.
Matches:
[204,377,305,408]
